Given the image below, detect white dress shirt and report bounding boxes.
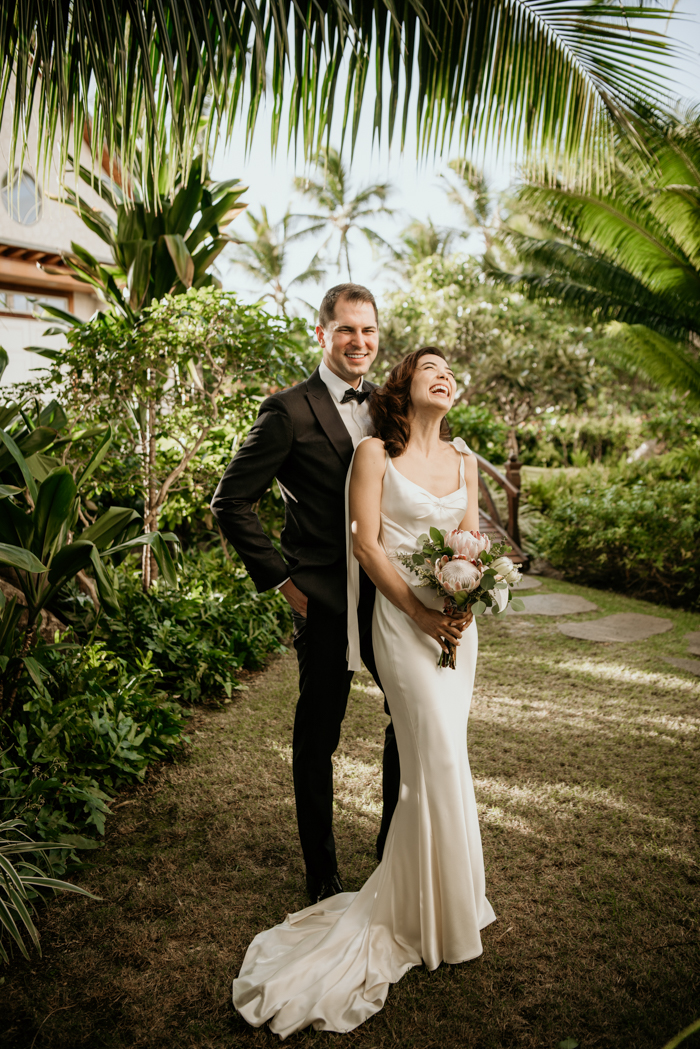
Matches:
[318,360,372,448]
[275,362,373,592]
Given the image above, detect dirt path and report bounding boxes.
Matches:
[2,579,699,1049]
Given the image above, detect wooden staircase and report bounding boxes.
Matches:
[474,453,529,568]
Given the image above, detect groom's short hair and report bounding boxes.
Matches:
[318,283,378,328]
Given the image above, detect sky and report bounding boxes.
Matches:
[211,1,700,314]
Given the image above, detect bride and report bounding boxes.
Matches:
[232,347,497,1038]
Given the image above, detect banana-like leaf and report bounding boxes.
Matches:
[35,304,83,327]
[163,234,195,288]
[89,545,120,613]
[127,241,154,311]
[47,540,95,586]
[80,506,139,550]
[0,543,47,574]
[10,426,59,463]
[0,346,7,380]
[0,429,37,504]
[104,531,180,586]
[75,424,113,490]
[0,484,23,499]
[24,346,64,360]
[31,466,77,563]
[129,241,156,310]
[0,498,32,548]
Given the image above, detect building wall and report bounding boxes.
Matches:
[0,85,111,390]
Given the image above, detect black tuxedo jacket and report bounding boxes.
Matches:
[211,367,375,614]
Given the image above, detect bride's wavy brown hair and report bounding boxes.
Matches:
[369,346,452,458]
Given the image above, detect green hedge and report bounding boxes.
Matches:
[529,470,700,609]
[101,546,292,703]
[0,642,186,844]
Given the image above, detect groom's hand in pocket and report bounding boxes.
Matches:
[279,579,308,617]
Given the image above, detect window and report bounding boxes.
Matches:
[1,169,43,225]
[0,291,68,316]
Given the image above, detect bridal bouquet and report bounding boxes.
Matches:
[397,527,526,668]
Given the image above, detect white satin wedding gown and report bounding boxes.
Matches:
[232,438,496,1038]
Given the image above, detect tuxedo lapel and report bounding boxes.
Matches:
[306,368,354,467]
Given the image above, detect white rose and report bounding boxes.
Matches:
[490,555,514,578]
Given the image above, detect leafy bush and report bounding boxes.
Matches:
[447,403,509,462]
[101,546,292,703]
[0,642,187,843]
[529,468,700,609]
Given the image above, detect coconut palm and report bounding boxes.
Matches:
[294,148,394,280]
[492,108,700,404]
[390,219,461,273]
[229,208,325,316]
[1,2,676,200]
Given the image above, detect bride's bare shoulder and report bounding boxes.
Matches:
[355,437,385,460]
[352,437,386,474]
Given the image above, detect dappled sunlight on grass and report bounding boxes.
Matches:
[2,584,698,1049]
[547,656,700,694]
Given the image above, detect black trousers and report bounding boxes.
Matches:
[292,576,400,882]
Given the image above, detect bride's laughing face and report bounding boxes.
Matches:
[409,354,456,416]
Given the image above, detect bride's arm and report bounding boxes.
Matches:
[457,452,480,532]
[349,438,467,653]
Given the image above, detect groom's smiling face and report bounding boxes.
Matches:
[316,298,379,388]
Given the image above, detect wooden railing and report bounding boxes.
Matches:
[473,452,528,567]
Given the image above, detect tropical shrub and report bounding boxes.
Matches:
[528,465,700,609]
[380,256,608,456]
[0,641,187,843]
[32,288,311,585]
[100,547,292,703]
[0,816,98,962]
[447,403,509,462]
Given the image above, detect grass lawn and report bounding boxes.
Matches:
[1,579,699,1049]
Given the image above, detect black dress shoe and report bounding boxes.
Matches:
[307,871,344,904]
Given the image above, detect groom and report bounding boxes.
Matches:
[211,283,400,903]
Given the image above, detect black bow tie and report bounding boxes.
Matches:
[341,387,370,405]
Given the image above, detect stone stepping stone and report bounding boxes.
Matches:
[664,657,700,677]
[684,632,700,656]
[514,575,543,590]
[512,594,599,616]
[557,613,673,642]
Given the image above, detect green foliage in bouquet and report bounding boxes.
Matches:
[404,527,525,617]
[0,641,187,844]
[99,547,292,704]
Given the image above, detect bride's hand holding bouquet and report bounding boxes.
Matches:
[397,526,526,668]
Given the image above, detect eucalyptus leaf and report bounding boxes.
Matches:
[471,600,486,616]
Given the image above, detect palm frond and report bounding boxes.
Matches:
[1,1,678,198]
[602,323,700,404]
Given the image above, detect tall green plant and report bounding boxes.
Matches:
[0,417,179,715]
[0,816,98,963]
[493,109,700,404]
[1,3,676,198]
[43,154,246,323]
